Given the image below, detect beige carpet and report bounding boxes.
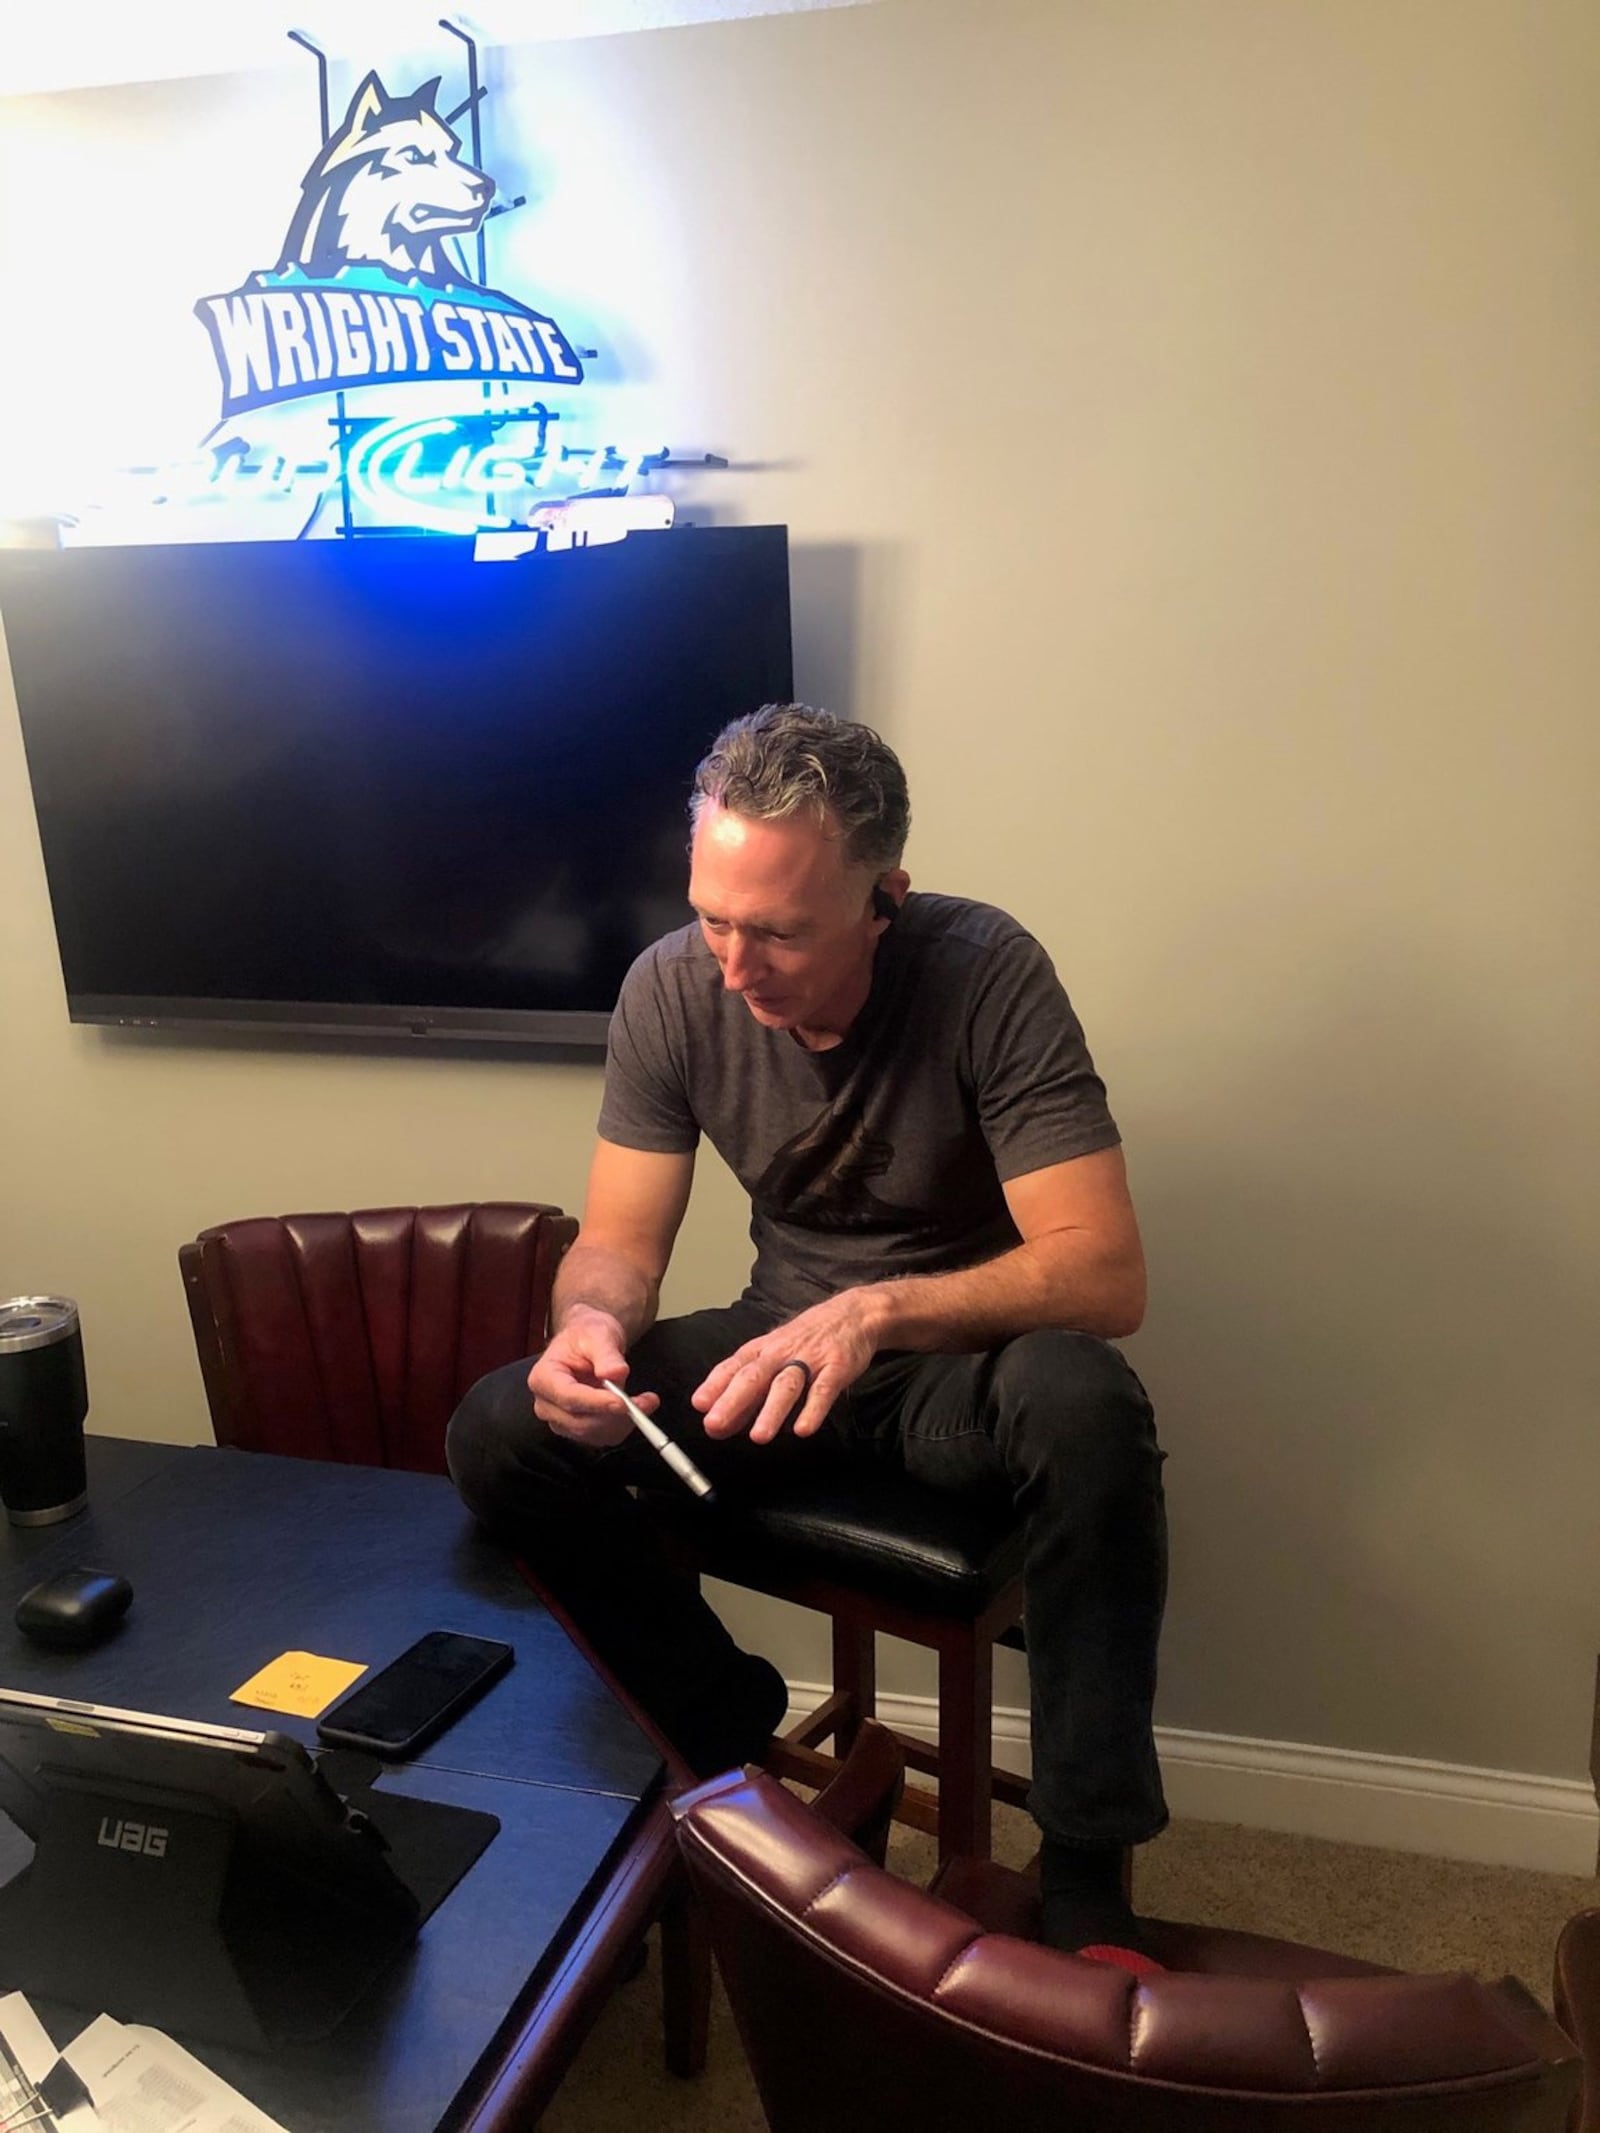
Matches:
[537,1800,1596,2131]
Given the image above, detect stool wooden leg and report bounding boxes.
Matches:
[938,1632,993,1863]
[833,1619,875,1754]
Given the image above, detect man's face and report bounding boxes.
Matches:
[687,801,904,1041]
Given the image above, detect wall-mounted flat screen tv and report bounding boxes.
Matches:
[0,527,793,1047]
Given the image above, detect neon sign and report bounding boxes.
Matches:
[199,280,584,419]
[347,415,647,536]
[195,73,584,422]
[39,32,738,546]
[110,415,712,543]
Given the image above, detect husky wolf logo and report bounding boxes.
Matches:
[278,73,493,287]
[195,69,584,421]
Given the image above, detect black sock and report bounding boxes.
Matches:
[1038,1837,1147,1956]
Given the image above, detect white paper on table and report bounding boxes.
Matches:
[62,2016,290,2133]
[0,1990,103,2130]
[0,1989,59,2084]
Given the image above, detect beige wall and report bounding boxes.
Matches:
[2,0,1595,1782]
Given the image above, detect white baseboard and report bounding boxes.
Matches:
[782,1681,1600,1878]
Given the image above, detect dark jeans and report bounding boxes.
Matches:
[446,1302,1169,1847]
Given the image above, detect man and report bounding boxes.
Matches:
[447,704,1167,1957]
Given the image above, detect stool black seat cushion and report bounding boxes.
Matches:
[655,1469,1025,1619]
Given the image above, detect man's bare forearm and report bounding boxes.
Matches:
[551,1242,662,1350]
[854,1230,1146,1353]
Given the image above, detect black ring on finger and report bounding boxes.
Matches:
[776,1357,814,1407]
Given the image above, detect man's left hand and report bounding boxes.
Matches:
[692,1289,883,1444]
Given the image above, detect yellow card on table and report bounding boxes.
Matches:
[231,1651,368,1719]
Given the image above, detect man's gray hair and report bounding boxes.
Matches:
[691,704,911,874]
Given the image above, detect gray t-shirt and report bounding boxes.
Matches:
[597,891,1120,1318]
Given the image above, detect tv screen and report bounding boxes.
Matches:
[0,527,793,1045]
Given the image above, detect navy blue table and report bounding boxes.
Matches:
[0,1437,672,2132]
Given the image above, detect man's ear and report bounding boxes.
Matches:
[871,870,911,926]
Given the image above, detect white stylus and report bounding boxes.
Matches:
[601,1379,718,1504]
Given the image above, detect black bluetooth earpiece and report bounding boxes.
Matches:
[872,885,899,925]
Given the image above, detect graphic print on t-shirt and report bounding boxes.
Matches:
[752,1095,929,1234]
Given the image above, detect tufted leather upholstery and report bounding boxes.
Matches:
[1555,1908,1600,2131]
[180,1203,576,1473]
[674,1759,1584,2133]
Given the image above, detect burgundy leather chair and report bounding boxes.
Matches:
[673,1737,1584,2133]
[180,1202,576,1469]
[1555,1907,1600,2132]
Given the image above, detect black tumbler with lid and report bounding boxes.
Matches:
[0,1296,89,1525]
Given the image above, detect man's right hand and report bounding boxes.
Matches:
[527,1304,660,1449]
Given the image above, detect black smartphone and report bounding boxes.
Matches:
[315,1630,513,1758]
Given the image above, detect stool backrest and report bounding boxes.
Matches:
[180,1203,575,1472]
[675,1766,1580,2133]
